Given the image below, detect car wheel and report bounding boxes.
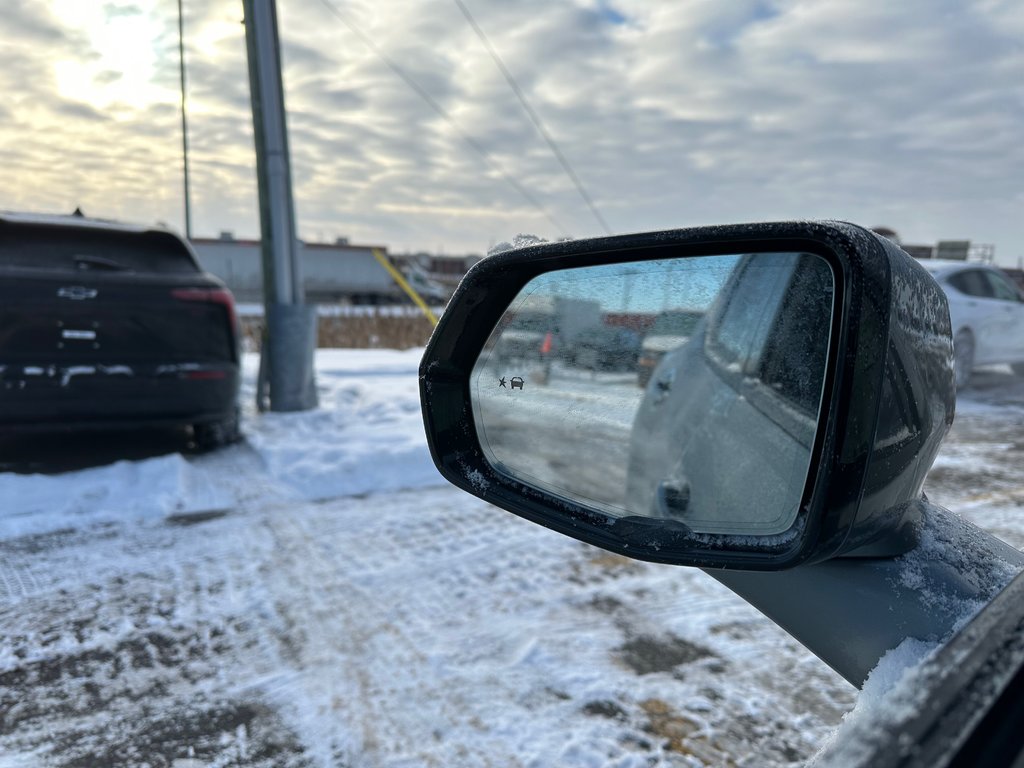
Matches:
[192,409,241,452]
[953,330,974,390]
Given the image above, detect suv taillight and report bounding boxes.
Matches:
[171,287,239,333]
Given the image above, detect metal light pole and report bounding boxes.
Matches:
[177,0,192,239]
[175,0,191,237]
[243,0,318,411]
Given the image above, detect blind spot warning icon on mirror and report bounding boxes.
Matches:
[510,376,525,390]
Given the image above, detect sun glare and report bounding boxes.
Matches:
[50,0,172,111]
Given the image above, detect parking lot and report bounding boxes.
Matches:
[1,353,1022,767]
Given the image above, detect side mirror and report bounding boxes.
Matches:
[420,221,955,570]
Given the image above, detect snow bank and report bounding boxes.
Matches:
[0,453,235,539]
[0,348,444,539]
[811,637,940,766]
[241,348,444,500]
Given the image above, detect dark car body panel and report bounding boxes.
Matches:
[420,221,955,570]
[0,215,240,433]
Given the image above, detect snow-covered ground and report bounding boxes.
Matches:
[1,353,1022,767]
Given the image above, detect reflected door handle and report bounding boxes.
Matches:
[656,479,690,518]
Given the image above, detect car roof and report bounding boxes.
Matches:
[0,210,166,236]
[0,211,200,268]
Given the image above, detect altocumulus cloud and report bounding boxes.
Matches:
[2,0,1022,261]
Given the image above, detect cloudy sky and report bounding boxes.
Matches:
[3,0,1024,263]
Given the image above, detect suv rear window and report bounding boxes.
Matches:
[0,224,200,274]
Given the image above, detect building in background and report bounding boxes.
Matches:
[191,234,446,305]
[871,227,1021,290]
[872,226,995,262]
[191,236,480,306]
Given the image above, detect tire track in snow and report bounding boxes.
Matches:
[248,484,854,767]
[0,442,317,766]
[257,488,536,767]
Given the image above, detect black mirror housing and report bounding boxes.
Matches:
[420,221,954,570]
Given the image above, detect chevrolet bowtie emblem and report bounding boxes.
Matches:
[56,286,98,300]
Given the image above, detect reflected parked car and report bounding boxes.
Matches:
[562,325,640,372]
[627,253,832,532]
[0,212,241,449]
[636,309,703,387]
[920,260,1024,388]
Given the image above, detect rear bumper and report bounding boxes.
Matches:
[0,361,239,429]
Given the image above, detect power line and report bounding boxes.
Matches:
[453,0,612,236]
[313,0,569,237]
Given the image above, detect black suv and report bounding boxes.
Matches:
[0,212,241,449]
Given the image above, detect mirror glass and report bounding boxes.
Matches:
[470,252,835,536]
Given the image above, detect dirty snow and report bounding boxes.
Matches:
[810,638,941,766]
[0,358,1022,766]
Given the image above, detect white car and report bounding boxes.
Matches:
[921,259,1024,388]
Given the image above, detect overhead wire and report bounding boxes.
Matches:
[453,0,613,236]
[313,0,569,238]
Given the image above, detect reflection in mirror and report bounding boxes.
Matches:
[470,253,835,537]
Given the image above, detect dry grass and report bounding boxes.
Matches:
[241,308,436,350]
